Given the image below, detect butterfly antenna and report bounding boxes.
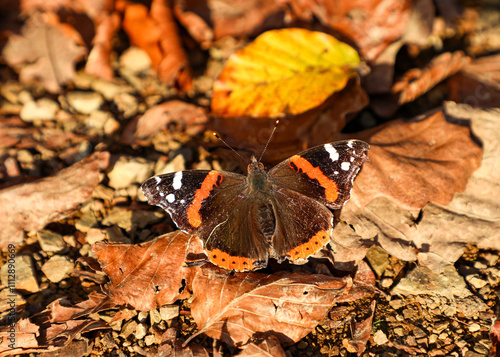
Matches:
[213,132,246,161]
[258,120,279,162]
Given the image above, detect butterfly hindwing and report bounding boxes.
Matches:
[270,187,334,262]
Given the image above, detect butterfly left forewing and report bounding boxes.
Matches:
[141,170,245,232]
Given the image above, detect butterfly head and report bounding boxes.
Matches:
[247,156,268,193]
[248,156,265,173]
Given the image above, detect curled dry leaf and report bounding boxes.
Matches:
[159,328,210,357]
[0,292,111,356]
[49,291,115,322]
[121,100,208,146]
[0,151,110,248]
[188,266,377,348]
[340,103,498,264]
[352,109,482,210]
[2,12,86,93]
[237,335,286,357]
[211,28,360,118]
[93,231,203,311]
[85,12,121,80]
[364,0,435,95]
[345,300,376,355]
[393,51,470,105]
[372,51,471,118]
[120,0,193,91]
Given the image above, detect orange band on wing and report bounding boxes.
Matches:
[187,171,222,228]
[206,248,257,272]
[287,230,330,261]
[290,155,339,202]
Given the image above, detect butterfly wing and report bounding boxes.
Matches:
[269,140,369,209]
[270,187,334,263]
[141,170,270,271]
[268,140,369,262]
[197,196,272,271]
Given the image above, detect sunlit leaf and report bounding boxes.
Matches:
[212,28,360,118]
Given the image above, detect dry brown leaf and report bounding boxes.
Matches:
[85,12,121,80]
[93,231,203,311]
[19,0,119,81]
[121,100,208,146]
[282,0,412,61]
[345,300,376,355]
[188,266,377,348]
[0,117,37,149]
[174,0,285,46]
[371,51,471,118]
[0,151,109,248]
[2,12,86,93]
[393,51,470,105]
[237,335,286,357]
[120,0,193,91]
[335,261,378,305]
[340,103,499,264]
[173,2,214,48]
[0,117,84,152]
[352,109,482,210]
[49,292,115,322]
[0,292,111,356]
[448,54,500,108]
[159,328,211,357]
[363,0,435,94]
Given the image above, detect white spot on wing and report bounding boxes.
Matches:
[324,144,339,162]
[166,193,176,203]
[347,140,354,148]
[341,162,350,171]
[173,171,183,190]
[159,192,165,197]
[155,176,161,183]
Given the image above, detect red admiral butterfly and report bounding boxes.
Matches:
[141,140,369,272]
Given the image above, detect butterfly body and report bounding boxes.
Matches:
[142,140,369,271]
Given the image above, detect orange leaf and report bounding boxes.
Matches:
[187,264,377,347]
[93,231,203,311]
[212,28,360,118]
[120,0,193,91]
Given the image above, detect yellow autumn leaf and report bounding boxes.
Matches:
[211,28,360,118]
